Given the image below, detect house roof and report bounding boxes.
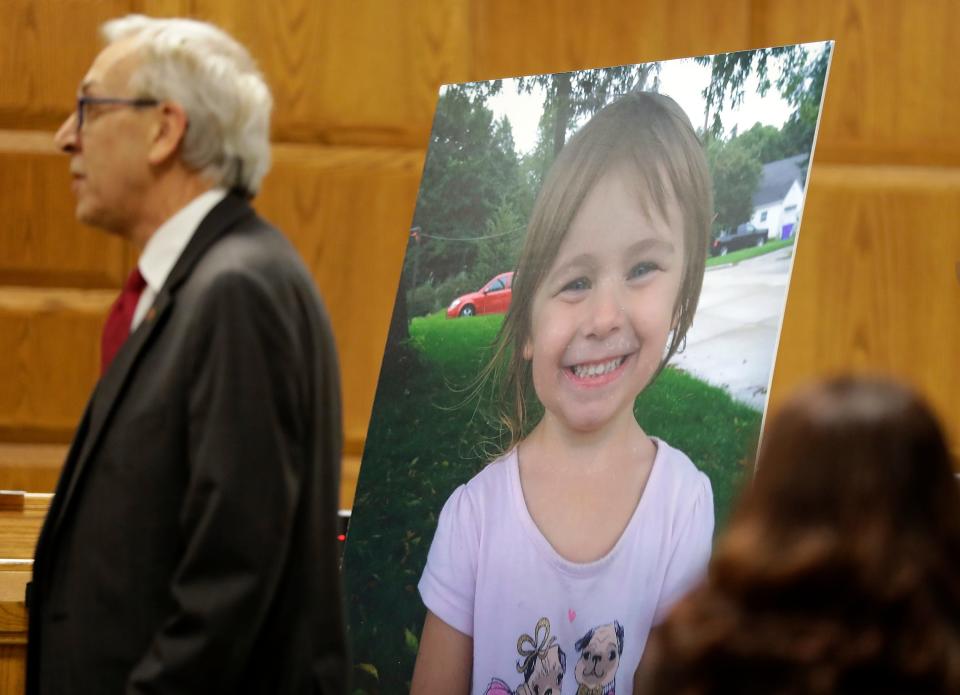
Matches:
[753,154,806,207]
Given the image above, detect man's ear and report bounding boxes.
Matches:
[147,101,188,165]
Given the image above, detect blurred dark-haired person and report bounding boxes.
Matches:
[28,15,347,695]
[636,377,960,695]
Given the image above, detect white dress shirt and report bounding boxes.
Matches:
[131,188,228,331]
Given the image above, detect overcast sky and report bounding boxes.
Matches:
[482,41,830,155]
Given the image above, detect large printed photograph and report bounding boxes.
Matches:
[343,42,832,694]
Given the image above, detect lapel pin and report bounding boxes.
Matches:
[146,307,157,322]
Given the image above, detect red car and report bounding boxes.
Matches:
[446,272,514,318]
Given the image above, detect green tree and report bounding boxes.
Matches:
[777,44,832,179]
[522,63,660,161]
[506,64,662,203]
[410,87,523,285]
[733,122,795,164]
[707,136,763,235]
[695,46,807,137]
[470,196,524,288]
[518,97,560,202]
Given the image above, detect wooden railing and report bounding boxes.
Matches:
[0,491,50,693]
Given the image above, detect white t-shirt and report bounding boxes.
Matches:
[418,438,714,695]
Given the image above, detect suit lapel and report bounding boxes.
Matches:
[45,193,256,543]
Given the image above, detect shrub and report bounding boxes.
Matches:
[407,271,481,317]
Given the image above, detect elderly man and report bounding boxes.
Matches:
[28,15,347,694]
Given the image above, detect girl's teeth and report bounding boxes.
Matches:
[572,357,623,378]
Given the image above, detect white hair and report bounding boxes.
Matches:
[101,15,272,194]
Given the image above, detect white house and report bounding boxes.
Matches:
[750,154,807,241]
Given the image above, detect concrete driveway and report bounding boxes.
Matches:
[669,246,795,411]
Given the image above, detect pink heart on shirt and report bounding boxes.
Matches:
[568,609,576,623]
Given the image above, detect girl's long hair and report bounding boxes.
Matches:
[641,376,960,694]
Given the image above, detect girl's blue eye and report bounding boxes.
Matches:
[560,277,590,293]
[628,262,659,280]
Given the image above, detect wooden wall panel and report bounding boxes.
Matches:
[0,288,108,442]
[769,165,960,452]
[752,0,960,166]
[0,495,50,560]
[0,497,51,692]
[132,0,471,148]
[0,0,133,131]
[0,444,65,492]
[471,0,752,77]
[2,0,465,148]
[258,144,422,448]
[0,646,25,695]
[0,148,131,288]
[0,566,29,693]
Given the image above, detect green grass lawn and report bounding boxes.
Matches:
[705,236,794,267]
[342,311,760,694]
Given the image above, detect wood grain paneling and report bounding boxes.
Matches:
[0,288,108,443]
[0,444,66,492]
[2,0,464,148]
[0,147,131,288]
[0,646,25,694]
[752,0,960,166]
[0,0,133,132]
[0,566,29,690]
[259,144,422,447]
[341,453,359,510]
[472,0,752,78]
[0,491,48,689]
[131,0,470,148]
[0,497,49,692]
[769,164,960,454]
[0,494,50,560]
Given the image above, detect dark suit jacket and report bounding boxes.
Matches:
[27,193,348,694]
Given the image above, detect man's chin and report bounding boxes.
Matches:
[74,200,97,226]
[75,202,121,236]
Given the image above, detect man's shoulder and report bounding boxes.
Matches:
[203,209,296,269]
[170,206,333,354]
[185,206,314,299]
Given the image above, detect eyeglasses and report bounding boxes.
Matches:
[75,95,159,132]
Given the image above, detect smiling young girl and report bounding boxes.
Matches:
[411,92,715,695]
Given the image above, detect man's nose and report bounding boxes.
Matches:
[54,112,79,153]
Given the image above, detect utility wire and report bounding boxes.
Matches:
[416,228,521,242]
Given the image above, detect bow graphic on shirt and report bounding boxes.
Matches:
[515,617,556,675]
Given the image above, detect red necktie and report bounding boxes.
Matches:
[101,266,147,374]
